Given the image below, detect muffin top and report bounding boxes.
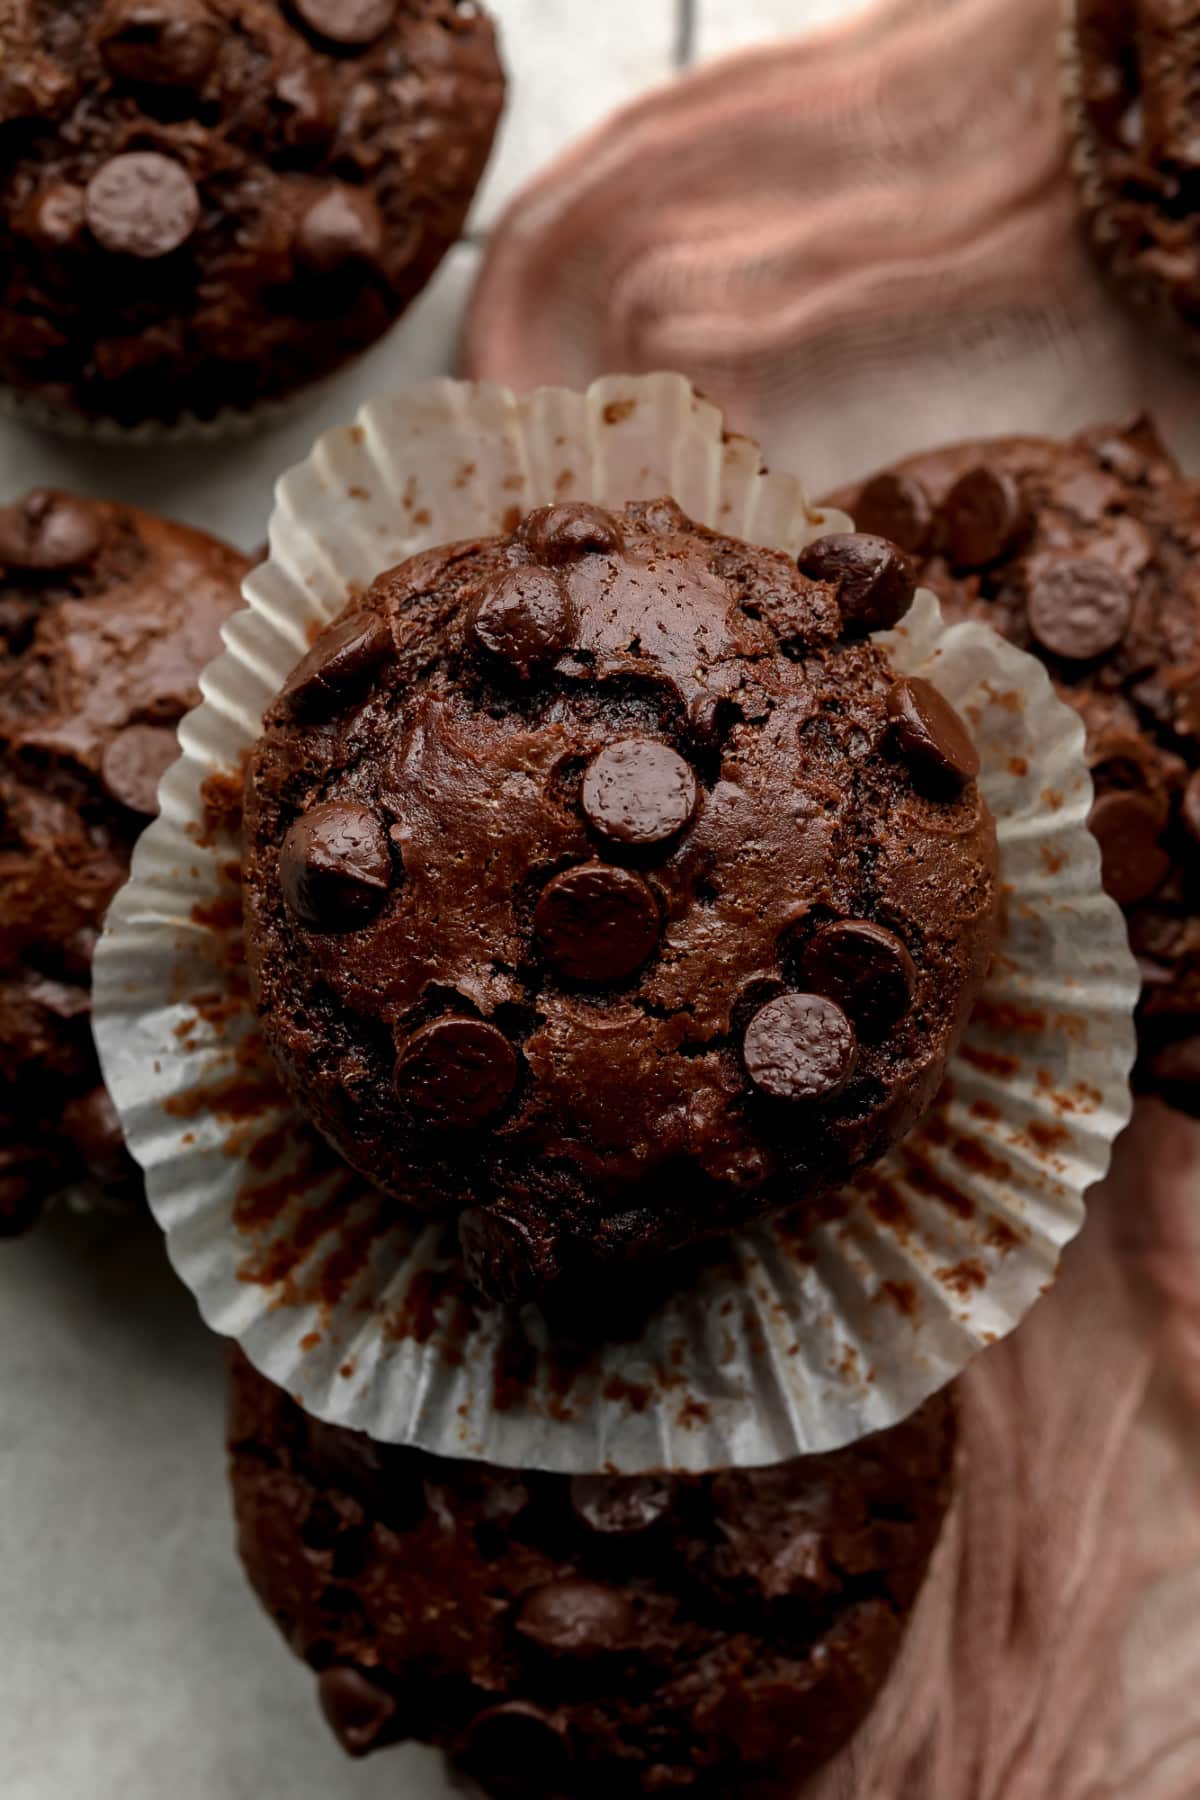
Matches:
[829,416,1200,1107]
[0,0,503,424]
[1072,0,1200,335]
[243,497,997,1303]
[229,1348,957,1797]
[0,487,251,1230]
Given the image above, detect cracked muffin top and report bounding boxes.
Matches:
[0,0,504,427]
[242,498,997,1303]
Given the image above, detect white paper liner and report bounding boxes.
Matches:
[93,372,1139,1473]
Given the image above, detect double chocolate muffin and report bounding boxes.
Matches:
[831,416,1200,1108]
[1068,0,1200,351]
[243,497,997,1304]
[0,487,251,1231]
[0,0,504,429]
[228,1349,956,1796]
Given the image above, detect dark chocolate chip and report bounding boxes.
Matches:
[296,184,384,274]
[85,152,200,259]
[886,676,980,789]
[742,993,858,1102]
[317,1667,398,1758]
[519,503,624,565]
[569,1474,676,1537]
[279,802,393,931]
[458,1203,561,1303]
[517,1580,635,1656]
[274,64,336,151]
[799,920,916,1031]
[97,0,219,88]
[797,532,916,635]
[394,1018,518,1128]
[941,466,1026,568]
[533,865,660,983]
[1182,772,1200,845]
[853,472,933,554]
[279,611,391,719]
[581,739,698,847]
[470,567,575,679]
[0,490,101,572]
[16,182,86,251]
[458,1704,572,1788]
[1026,558,1134,661]
[101,724,178,816]
[291,0,395,46]
[1089,791,1172,905]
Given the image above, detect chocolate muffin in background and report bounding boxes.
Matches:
[828,417,1200,1110]
[242,497,998,1305]
[0,1,504,430]
[228,1350,957,1797]
[0,488,251,1232]
[1067,0,1200,353]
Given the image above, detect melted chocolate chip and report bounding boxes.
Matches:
[886,677,981,789]
[581,739,698,847]
[519,503,624,565]
[1026,557,1134,661]
[458,1704,572,1788]
[458,1203,561,1303]
[100,723,179,816]
[296,184,384,274]
[570,1475,676,1536]
[291,0,395,46]
[854,472,933,554]
[1182,771,1200,845]
[742,993,858,1102]
[317,1667,398,1758]
[799,920,916,1031]
[85,152,200,259]
[941,466,1026,567]
[797,532,916,636]
[517,1581,634,1656]
[279,802,393,931]
[533,865,660,982]
[394,1019,518,1129]
[1089,790,1172,904]
[280,611,391,719]
[97,0,219,89]
[0,491,101,572]
[470,568,575,678]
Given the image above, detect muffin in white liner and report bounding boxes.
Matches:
[92,374,1139,1473]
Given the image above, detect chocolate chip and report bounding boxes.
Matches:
[99,724,178,816]
[886,677,980,790]
[394,1018,518,1128]
[279,611,391,719]
[0,491,101,572]
[275,64,336,152]
[1182,772,1200,845]
[799,920,916,1031]
[942,466,1026,568]
[1026,558,1134,661]
[458,1704,572,1788]
[854,472,933,554]
[1089,790,1172,904]
[742,993,858,1102]
[519,503,624,565]
[97,0,219,88]
[296,184,384,274]
[85,152,200,259]
[291,0,395,46]
[581,739,697,847]
[279,802,393,931]
[470,568,575,679]
[317,1667,398,1758]
[534,865,660,983]
[16,182,86,251]
[459,1204,561,1303]
[797,532,916,636]
[517,1581,635,1656]
[570,1475,676,1536]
